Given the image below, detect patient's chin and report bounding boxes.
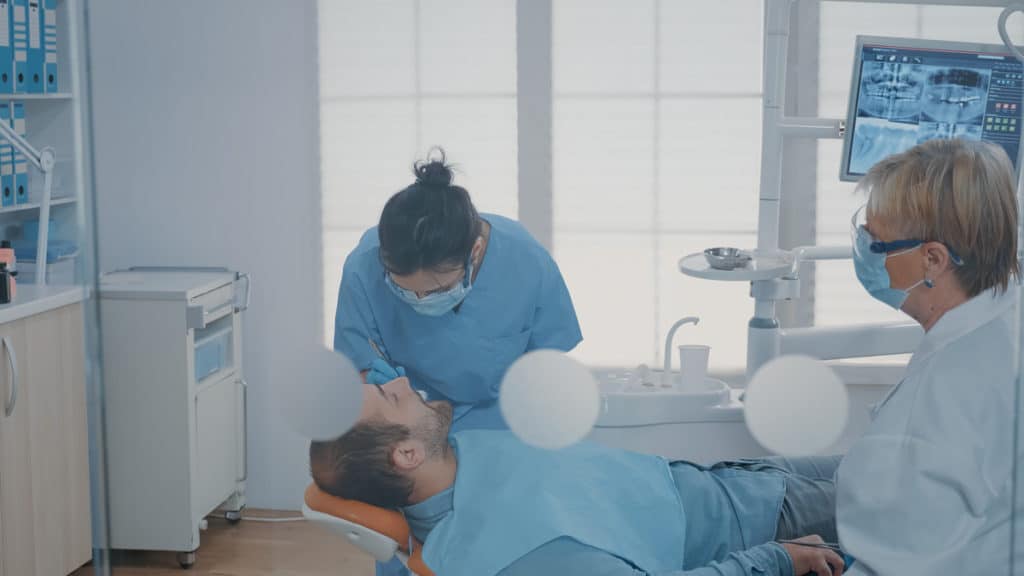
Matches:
[431,401,454,428]
[417,402,455,457]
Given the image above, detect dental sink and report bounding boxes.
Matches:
[587,367,760,462]
[591,368,737,427]
[584,316,762,461]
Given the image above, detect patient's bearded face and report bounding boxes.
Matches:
[360,378,453,455]
[414,399,453,457]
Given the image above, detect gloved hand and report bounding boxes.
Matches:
[367,357,406,385]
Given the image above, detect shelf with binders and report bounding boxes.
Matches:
[0,92,71,100]
[0,0,86,286]
[0,193,72,214]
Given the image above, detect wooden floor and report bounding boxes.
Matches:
[71,510,374,576]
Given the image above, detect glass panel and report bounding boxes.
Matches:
[320,100,418,229]
[659,0,762,94]
[420,97,519,217]
[419,0,517,94]
[659,98,761,232]
[818,2,919,100]
[553,0,655,94]
[919,6,1010,44]
[816,138,860,236]
[554,231,657,367]
[318,0,416,98]
[553,99,654,229]
[70,0,111,573]
[322,229,369,348]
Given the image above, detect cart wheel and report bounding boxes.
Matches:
[225,510,242,524]
[177,551,196,569]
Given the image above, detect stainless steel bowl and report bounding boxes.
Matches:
[704,247,751,271]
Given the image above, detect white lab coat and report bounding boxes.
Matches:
[836,285,1019,576]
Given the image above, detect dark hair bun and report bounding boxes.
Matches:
[380,147,481,275]
[413,148,453,187]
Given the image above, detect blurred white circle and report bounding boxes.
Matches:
[281,346,364,441]
[744,355,848,456]
[500,349,600,450]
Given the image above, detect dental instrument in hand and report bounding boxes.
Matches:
[777,539,843,552]
[368,338,392,364]
[367,338,427,401]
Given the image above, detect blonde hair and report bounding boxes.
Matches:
[860,138,1020,297]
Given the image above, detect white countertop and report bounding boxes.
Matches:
[0,284,87,325]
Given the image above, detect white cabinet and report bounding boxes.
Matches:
[0,302,92,576]
[100,268,248,568]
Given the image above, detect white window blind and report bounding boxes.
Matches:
[319,1,1013,371]
[318,0,518,345]
[552,0,763,372]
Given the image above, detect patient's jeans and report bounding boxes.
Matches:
[721,455,843,544]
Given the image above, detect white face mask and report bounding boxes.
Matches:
[386,255,475,316]
[853,224,925,310]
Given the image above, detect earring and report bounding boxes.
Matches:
[924,278,935,288]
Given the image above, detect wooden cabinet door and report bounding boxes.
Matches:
[56,304,92,572]
[0,304,91,576]
[0,318,34,576]
[23,304,91,575]
[25,305,64,575]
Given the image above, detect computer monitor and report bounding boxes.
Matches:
[840,36,1024,182]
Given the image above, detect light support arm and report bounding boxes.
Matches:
[0,118,57,286]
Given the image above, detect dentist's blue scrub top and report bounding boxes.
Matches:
[334,213,582,430]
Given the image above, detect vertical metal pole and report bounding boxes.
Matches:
[756,0,793,254]
[36,166,52,286]
[747,0,795,379]
[516,0,554,250]
[778,1,821,328]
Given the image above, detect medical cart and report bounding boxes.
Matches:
[99,267,250,568]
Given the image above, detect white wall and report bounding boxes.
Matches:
[88,0,321,509]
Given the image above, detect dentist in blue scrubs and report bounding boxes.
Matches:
[333,150,582,576]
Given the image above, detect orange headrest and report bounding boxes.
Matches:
[304,484,411,549]
[304,484,436,576]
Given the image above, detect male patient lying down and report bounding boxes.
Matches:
[309,377,845,576]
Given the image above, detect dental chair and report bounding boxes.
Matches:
[302,484,435,576]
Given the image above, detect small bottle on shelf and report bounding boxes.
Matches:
[0,262,11,304]
[0,240,16,299]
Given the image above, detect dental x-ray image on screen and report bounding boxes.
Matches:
[857,62,925,122]
[841,37,1024,181]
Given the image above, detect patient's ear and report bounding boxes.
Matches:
[391,438,426,472]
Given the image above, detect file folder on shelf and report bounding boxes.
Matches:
[0,0,12,94]
[11,0,26,93]
[11,101,27,204]
[0,104,12,207]
[41,0,53,92]
[25,0,40,93]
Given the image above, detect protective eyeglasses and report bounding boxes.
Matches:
[851,205,965,266]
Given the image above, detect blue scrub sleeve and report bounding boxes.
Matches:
[527,254,583,352]
[498,538,793,576]
[333,269,382,372]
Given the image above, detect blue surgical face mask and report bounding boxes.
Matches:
[852,225,925,310]
[386,256,475,317]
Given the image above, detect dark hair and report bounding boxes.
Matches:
[309,421,415,509]
[378,148,482,276]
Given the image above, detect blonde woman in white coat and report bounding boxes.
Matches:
[838,138,1020,575]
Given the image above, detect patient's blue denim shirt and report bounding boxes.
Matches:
[404,486,453,544]
[402,460,789,576]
